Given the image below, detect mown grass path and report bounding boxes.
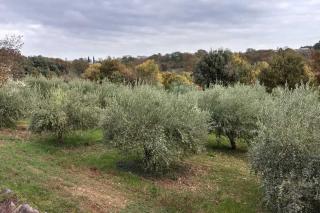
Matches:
[0,129,265,213]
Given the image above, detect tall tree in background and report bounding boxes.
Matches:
[193,49,233,88]
[0,35,24,85]
[259,49,315,90]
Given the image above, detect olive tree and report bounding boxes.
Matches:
[30,87,100,143]
[0,82,25,128]
[102,85,208,173]
[198,84,268,149]
[250,86,320,212]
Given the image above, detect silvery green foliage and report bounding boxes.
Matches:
[68,78,99,94]
[167,83,198,95]
[250,86,320,212]
[0,83,25,127]
[97,81,127,109]
[29,86,101,142]
[102,85,209,173]
[24,76,68,97]
[198,84,268,149]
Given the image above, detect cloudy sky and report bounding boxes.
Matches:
[0,0,319,59]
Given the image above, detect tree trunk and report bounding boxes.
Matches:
[216,128,223,146]
[144,147,152,163]
[57,132,64,144]
[227,134,236,150]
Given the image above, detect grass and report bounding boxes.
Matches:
[0,128,266,213]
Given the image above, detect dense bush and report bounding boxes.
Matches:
[193,49,233,88]
[198,84,268,149]
[250,86,320,212]
[102,85,209,173]
[29,86,101,143]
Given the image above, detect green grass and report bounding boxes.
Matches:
[0,129,265,213]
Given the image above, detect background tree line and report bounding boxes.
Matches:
[1,34,320,91]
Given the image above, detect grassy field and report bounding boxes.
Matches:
[0,128,265,213]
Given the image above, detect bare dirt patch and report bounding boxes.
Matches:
[155,162,212,192]
[0,128,30,141]
[62,169,129,213]
[67,185,127,213]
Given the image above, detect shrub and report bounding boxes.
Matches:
[198,84,268,149]
[0,83,25,128]
[102,85,208,173]
[24,76,68,98]
[29,87,100,143]
[250,86,320,212]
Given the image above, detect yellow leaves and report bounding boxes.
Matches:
[135,60,161,84]
[82,63,102,81]
[230,54,257,84]
[303,64,316,82]
[161,71,193,89]
[252,61,269,83]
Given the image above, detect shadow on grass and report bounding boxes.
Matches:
[206,134,248,156]
[116,158,191,180]
[32,129,103,151]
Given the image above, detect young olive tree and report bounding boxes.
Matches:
[198,84,268,149]
[0,82,25,128]
[30,87,100,143]
[250,86,320,212]
[102,85,208,173]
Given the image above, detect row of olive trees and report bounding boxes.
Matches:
[1,77,319,211]
[102,85,208,173]
[0,77,207,174]
[198,83,320,212]
[197,84,320,212]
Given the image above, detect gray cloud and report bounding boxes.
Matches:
[0,0,319,59]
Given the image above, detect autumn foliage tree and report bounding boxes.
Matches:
[0,35,24,85]
[135,59,162,85]
[258,49,315,91]
[82,58,136,84]
[161,72,193,89]
[82,63,102,81]
[225,54,258,84]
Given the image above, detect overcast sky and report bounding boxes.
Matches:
[0,0,319,59]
